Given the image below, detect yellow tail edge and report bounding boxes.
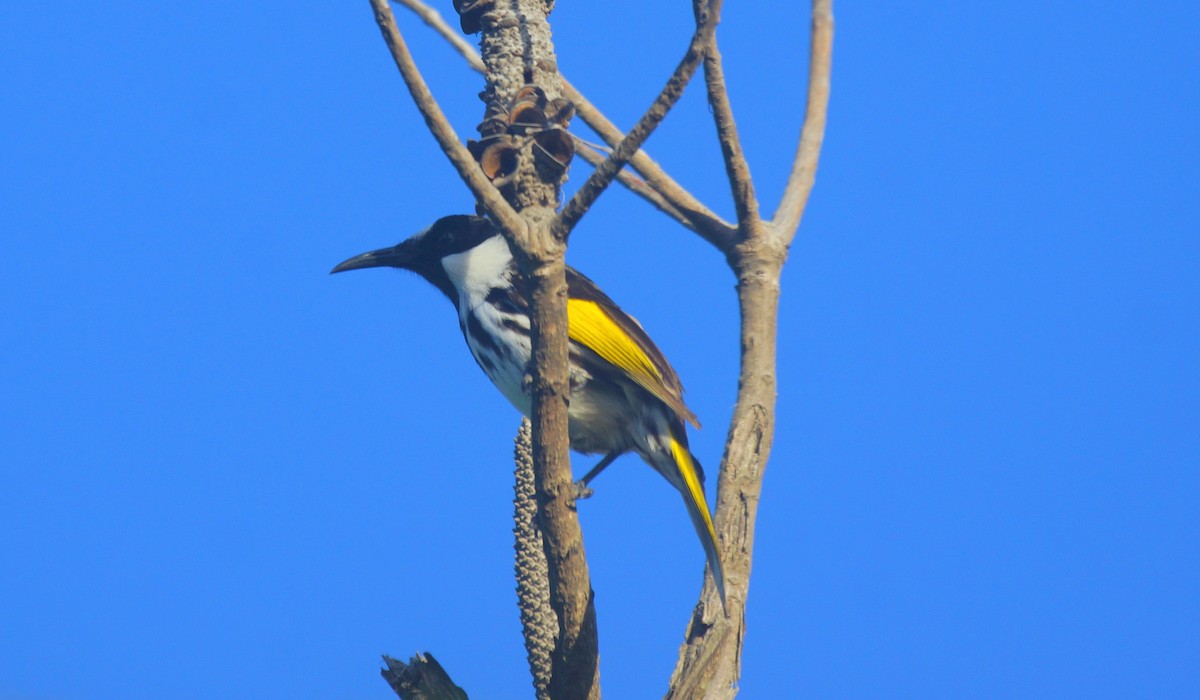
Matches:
[668,435,728,611]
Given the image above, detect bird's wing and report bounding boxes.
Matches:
[565,267,700,428]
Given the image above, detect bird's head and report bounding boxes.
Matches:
[330,214,497,302]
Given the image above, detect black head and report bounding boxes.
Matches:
[330,215,497,301]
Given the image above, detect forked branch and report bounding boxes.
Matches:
[560,81,736,249]
[552,0,726,241]
[667,1,834,697]
[392,0,736,250]
[572,137,696,231]
[772,0,834,242]
[693,0,761,239]
[368,0,526,240]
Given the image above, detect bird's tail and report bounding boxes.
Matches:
[666,434,727,610]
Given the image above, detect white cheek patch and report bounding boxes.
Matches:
[441,236,514,311]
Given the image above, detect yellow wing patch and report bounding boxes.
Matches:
[567,298,666,399]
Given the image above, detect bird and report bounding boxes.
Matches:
[332,214,725,605]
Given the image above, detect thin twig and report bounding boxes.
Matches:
[562,82,737,250]
[573,137,696,231]
[390,0,736,250]
[553,0,726,241]
[393,0,485,72]
[771,0,833,243]
[369,0,526,239]
[694,0,761,238]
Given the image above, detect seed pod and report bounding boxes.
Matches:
[477,115,509,139]
[480,139,520,181]
[507,102,548,134]
[514,85,547,106]
[533,128,574,181]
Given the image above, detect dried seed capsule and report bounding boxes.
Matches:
[480,140,520,181]
[507,102,548,134]
[533,128,574,181]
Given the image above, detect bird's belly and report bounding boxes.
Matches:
[468,333,534,417]
[462,307,632,456]
[562,381,631,455]
[477,357,627,455]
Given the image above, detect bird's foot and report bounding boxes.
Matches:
[571,480,595,500]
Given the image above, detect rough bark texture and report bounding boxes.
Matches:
[666,2,833,694]
[522,235,600,700]
[369,0,598,696]
[475,2,599,698]
[665,239,786,699]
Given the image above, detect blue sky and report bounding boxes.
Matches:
[2,2,1197,698]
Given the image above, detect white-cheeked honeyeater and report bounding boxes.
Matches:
[332,215,726,605]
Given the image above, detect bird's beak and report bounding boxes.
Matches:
[330,244,410,275]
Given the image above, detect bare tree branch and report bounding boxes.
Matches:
[553,0,726,241]
[667,236,787,700]
[693,0,762,239]
[771,0,834,242]
[387,0,735,249]
[572,136,696,231]
[469,2,599,697]
[369,0,526,238]
[381,653,468,700]
[667,1,834,696]
[559,81,737,249]
[369,1,833,697]
[393,0,485,72]
[372,0,596,695]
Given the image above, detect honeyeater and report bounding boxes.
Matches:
[332,214,726,604]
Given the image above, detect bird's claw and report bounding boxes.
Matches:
[571,480,595,500]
